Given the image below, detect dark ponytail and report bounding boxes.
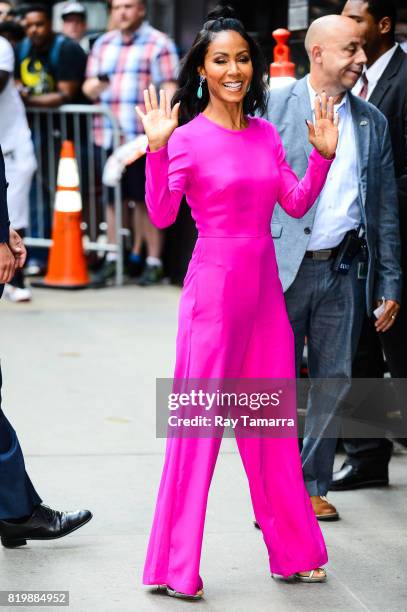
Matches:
[206,4,239,25]
[172,5,268,125]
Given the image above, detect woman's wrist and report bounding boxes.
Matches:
[149,140,169,152]
[319,151,335,160]
[313,147,335,161]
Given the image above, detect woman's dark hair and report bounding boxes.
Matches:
[172,5,268,125]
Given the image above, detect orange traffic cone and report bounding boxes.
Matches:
[269,29,296,90]
[43,141,89,289]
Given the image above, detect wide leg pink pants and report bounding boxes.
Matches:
[143,237,328,595]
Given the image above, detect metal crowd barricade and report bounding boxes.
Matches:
[24,104,125,286]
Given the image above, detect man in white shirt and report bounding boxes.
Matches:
[266,15,401,521]
[0,34,37,301]
[305,79,360,252]
[332,0,407,490]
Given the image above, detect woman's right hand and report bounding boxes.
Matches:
[136,84,180,152]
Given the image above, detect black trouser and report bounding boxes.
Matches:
[0,362,41,519]
[343,257,407,472]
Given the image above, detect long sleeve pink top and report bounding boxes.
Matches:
[145,114,333,233]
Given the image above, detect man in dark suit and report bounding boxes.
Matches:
[0,147,92,547]
[332,0,407,490]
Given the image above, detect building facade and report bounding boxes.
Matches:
[149,0,406,76]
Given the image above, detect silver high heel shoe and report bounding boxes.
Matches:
[271,568,327,583]
[166,586,204,600]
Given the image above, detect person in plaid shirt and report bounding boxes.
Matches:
[83,0,179,285]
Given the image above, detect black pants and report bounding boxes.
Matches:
[343,264,407,471]
[0,363,41,519]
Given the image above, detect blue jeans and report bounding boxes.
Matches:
[284,254,366,496]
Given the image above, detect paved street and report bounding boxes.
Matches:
[0,286,406,612]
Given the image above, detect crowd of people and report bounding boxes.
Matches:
[0,0,405,299]
[0,0,179,300]
[0,0,406,600]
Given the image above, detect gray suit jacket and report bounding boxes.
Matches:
[265,76,402,314]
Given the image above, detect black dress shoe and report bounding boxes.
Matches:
[0,504,92,548]
[330,463,389,491]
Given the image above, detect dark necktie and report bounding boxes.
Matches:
[358,73,369,99]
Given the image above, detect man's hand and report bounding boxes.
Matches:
[82,77,110,101]
[9,228,27,269]
[0,242,16,283]
[375,299,400,333]
[16,84,30,101]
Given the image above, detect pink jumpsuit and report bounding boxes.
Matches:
[142,114,333,595]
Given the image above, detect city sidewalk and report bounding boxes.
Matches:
[0,286,406,612]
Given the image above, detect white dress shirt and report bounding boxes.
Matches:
[352,44,398,101]
[307,78,361,250]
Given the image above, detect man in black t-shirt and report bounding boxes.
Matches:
[16,3,87,106]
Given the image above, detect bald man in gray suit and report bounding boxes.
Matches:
[265,16,401,520]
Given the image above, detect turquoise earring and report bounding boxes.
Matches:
[246,83,251,93]
[197,76,205,99]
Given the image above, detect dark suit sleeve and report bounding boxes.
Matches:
[399,94,407,219]
[374,120,402,302]
[0,147,10,243]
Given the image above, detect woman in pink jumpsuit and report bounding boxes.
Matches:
[137,7,339,600]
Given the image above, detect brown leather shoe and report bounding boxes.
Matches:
[310,495,339,521]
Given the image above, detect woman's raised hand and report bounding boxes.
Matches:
[306,92,339,160]
[136,84,180,152]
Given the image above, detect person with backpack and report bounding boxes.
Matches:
[16,3,87,107]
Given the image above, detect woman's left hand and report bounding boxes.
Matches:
[306,92,339,160]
